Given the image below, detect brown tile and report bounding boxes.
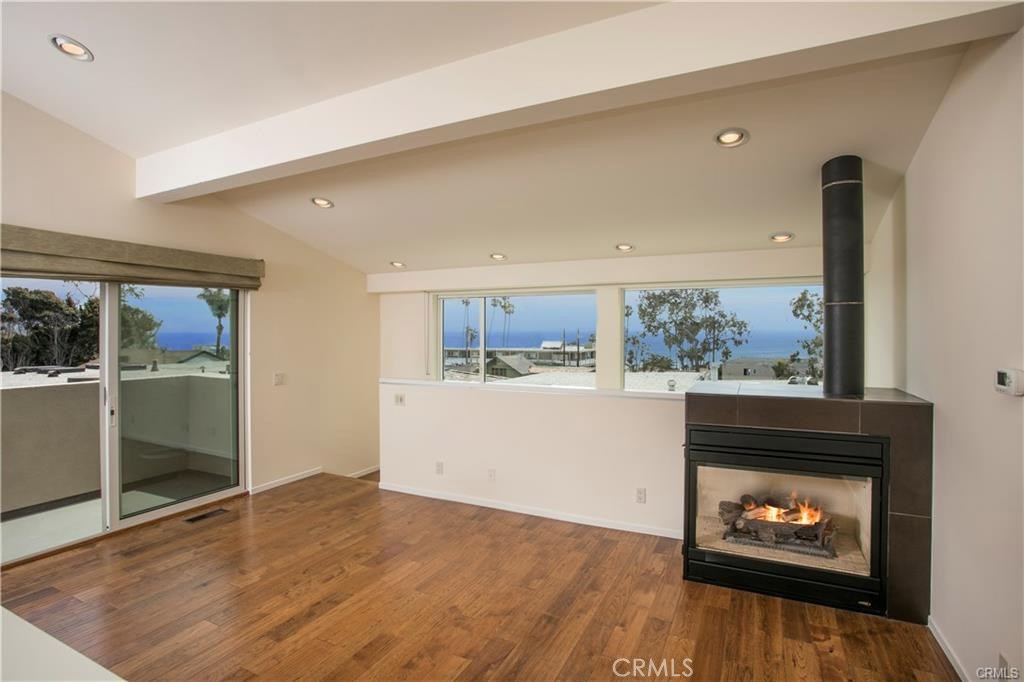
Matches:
[886,513,931,624]
[735,396,860,433]
[685,394,738,426]
[862,388,930,404]
[884,512,933,622]
[862,403,933,517]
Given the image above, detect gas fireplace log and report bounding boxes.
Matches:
[740,504,802,521]
[742,506,769,520]
[718,501,744,525]
[782,509,803,523]
[740,495,758,511]
[733,516,834,547]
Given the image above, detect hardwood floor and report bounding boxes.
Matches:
[1,474,956,681]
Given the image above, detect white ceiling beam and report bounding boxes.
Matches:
[365,246,826,294]
[136,2,1022,202]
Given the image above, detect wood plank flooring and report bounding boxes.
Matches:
[1,474,957,681]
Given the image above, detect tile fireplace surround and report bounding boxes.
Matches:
[684,383,933,623]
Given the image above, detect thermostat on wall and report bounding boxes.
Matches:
[995,369,1024,395]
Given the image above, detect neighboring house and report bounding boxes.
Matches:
[721,359,778,379]
[721,357,813,380]
[443,342,596,367]
[118,348,222,366]
[176,350,225,366]
[486,354,533,378]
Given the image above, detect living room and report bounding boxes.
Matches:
[1,3,1022,680]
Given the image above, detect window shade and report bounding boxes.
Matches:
[1,224,264,289]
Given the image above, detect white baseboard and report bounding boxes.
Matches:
[378,482,682,540]
[928,616,968,681]
[347,465,380,479]
[250,467,323,495]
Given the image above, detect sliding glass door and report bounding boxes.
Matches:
[0,279,247,560]
[112,285,242,519]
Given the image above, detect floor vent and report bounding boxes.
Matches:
[185,508,228,523]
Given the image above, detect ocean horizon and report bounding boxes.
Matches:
[157,331,230,350]
[443,328,815,360]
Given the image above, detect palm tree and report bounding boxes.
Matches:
[461,299,472,363]
[488,298,500,346]
[500,297,515,346]
[197,288,231,358]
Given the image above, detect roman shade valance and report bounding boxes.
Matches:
[0,224,265,289]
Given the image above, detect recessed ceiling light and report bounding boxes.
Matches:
[715,128,749,148]
[310,197,334,208]
[389,261,406,269]
[50,34,93,62]
[770,232,795,243]
[615,243,635,253]
[490,253,507,261]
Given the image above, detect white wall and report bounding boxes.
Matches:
[380,381,685,537]
[1,94,381,487]
[865,184,908,389]
[376,226,904,538]
[902,32,1024,676]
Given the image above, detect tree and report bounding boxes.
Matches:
[623,303,650,372]
[499,297,515,346]
[119,303,162,351]
[641,354,675,372]
[791,289,824,379]
[487,298,499,347]
[1,287,80,368]
[636,289,749,371]
[460,299,476,364]
[197,288,231,358]
[1,285,160,370]
[772,359,792,379]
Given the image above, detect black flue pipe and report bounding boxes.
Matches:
[821,155,865,398]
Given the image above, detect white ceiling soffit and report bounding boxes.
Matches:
[221,46,966,274]
[135,1,1021,201]
[1,1,646,158]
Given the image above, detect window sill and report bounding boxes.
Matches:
[378,377,687,401]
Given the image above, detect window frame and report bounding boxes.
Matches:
[429,277,823,396]
[435,288,599,388]
[620,278,824,394]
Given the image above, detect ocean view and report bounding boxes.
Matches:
[443,328,814,360]
[157,331,230,350]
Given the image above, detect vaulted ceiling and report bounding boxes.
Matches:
[220,48,964,272]
[3,2,1021,274]
[1,1,644,156]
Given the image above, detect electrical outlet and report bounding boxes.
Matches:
[636,487,647,504]
[435,461,444,475]
[273,372,286,386]
[488,468,496,482]
[394,393,406,407]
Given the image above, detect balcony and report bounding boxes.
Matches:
[1,365,235,562]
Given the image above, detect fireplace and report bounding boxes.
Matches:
[680,155,931,622]
[685,425,887,613]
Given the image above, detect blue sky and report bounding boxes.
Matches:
[443,285,821,335]
[6,278,821,336]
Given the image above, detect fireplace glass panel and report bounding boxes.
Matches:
[694,464,872,576]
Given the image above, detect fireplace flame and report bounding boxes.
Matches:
[760,497,822,525]
[797,498,822,525]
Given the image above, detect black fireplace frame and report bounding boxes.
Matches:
[684,425,889,615]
